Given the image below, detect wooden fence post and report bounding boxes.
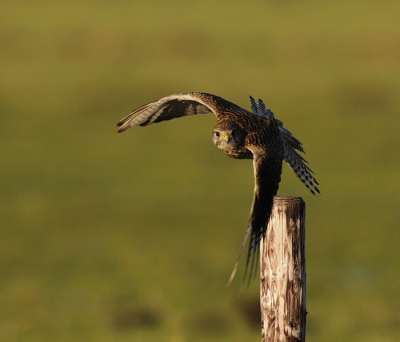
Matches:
[260,197,306,342]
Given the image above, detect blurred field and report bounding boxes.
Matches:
[1,0,400,341]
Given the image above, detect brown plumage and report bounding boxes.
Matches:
[117,92,319,285]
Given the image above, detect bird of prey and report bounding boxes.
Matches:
[117,92,319,285]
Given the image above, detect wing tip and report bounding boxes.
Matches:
[116,123,130,133]
[226,262,239,287]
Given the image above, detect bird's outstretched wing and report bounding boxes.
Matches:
[227,145,282,287]
[249,96,320,195]
[283,138,320,195]
[117,92,242,133]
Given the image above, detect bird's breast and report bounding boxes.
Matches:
[218,145,252,159]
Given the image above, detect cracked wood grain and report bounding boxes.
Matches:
[260,197,306,342]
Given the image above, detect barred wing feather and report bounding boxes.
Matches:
[249,96,320,195]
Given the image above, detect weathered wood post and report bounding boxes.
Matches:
[260,197,306,342]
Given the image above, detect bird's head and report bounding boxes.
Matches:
[212,121,245,152]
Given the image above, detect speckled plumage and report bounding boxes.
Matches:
[117,92,319,285]
[249,96,319,196]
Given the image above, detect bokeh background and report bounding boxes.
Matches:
[1,1,399,341]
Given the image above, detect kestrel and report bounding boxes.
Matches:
[117,92,319,285]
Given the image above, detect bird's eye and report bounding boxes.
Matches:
[215,132,220,137]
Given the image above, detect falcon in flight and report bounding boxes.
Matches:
[117,92,319,285]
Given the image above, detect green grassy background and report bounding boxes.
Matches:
[1,0,399,341]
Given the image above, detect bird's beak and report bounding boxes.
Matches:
[221,133,231,143]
